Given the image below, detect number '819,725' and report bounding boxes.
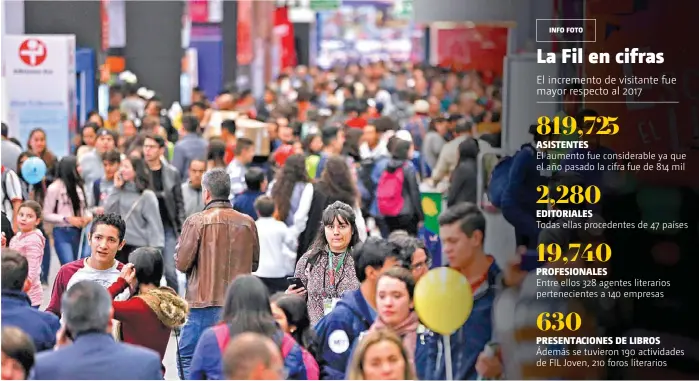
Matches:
[537,185,601,206]
[536,116,620,135]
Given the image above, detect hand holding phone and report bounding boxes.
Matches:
[287,277,305,290]
[286,277,307,296]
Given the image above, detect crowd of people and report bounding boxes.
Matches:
[0,61,521,380]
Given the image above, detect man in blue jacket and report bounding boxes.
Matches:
[430,203,503,380]
[314,237,403,380]
[1,249,60,352]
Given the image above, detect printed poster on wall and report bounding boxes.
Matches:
[237,0,253,65]
[430,24,508,77]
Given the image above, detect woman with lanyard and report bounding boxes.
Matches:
[289,201,361,326]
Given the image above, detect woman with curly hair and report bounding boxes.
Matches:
[296,155,367,258]
[269,154,313,235]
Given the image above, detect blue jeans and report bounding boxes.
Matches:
[40,227,51,284]
[177,306,222,380]
[80,222,92,258]
[53,227,81,265]
[163,226,178,291]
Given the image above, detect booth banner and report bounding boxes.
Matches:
[274,6,297,70]
[237,0,253,65]
[100,0,109,51]
[430,25,508,76]
[3,35,76,158]
[188,0,209,23]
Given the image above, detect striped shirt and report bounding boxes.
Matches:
[1,168,22,222]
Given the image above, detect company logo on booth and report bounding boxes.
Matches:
[19,39,47,67]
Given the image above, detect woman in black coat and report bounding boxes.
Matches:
[448,138,479,207]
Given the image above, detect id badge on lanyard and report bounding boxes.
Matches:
[324,252,345,316]
[323,296,340,316]
[324,269,340,316]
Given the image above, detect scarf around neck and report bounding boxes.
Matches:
[370,311,420,374]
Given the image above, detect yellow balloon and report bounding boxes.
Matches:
[414,267,473,335]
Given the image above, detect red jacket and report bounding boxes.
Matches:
[346,117,367,129]
[108,278,187,369]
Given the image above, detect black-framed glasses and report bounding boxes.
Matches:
[410,258,432,271]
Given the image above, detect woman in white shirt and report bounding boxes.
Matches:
[269,154,314,240]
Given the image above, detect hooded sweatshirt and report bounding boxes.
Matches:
[448,138,479,207]
[108,278,188,365]
[314,289,376,380]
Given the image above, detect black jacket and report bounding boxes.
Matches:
[448,138,479,207]
[156,161,185,233]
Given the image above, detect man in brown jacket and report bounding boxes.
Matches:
[175,168,260,379]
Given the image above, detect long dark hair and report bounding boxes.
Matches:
[79,122,100,147]
[222,275,278,338]
[272,154,309,222]
[271,293,318,358]
[127,157,153,194]
[317,156,359,207]
[308,201,360,265]
[303,133,321,155]
[206,139,227,169]
[56,156,85,216]
[27,128,56,169]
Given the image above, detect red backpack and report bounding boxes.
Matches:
[377,165,406,217]
[213,324,319,380]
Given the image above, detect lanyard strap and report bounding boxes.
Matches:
[327,249,347,274]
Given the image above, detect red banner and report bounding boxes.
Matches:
[432,25,508,76]
[274,6,297,70]
[188,0,209,23]
[101,0,109,51]
[237,0,253,65]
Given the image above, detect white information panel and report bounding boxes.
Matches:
[3,35,76,158]
[502,53,560,154]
